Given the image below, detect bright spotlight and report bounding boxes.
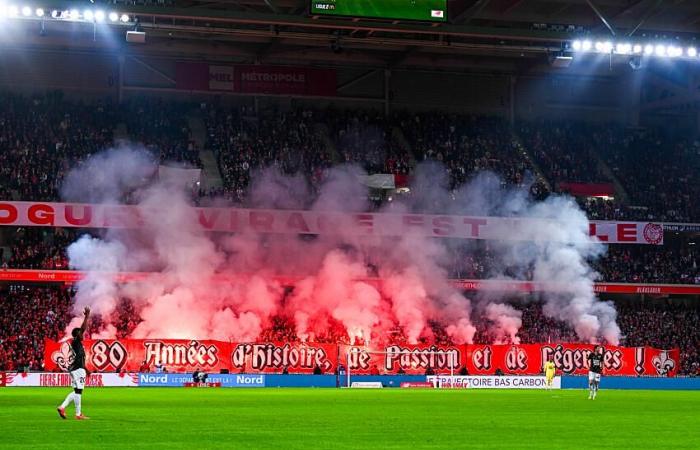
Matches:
[95,10,105,22]
[21,6,31,16]
[688,47,698,58]
[120,13,129,23]
[633,44,642,54]
[9,5,19,17]
[108,11,118,22]
[654,44,667,57]
[596,41,613,53]
[0,5,6,18]
[644,44,654,55]
[35,8,44,17]
[572,40,582,51]
[582,40,592,52]
[50,9,59,18]
[668,46,682,58]
[69,9,80,20]
[83,10,94,21]
[616,43,632,55]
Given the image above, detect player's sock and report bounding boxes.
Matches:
[74,394,82,416]
[60,392,75,409]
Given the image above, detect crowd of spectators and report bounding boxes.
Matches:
[0,285,72,371]
[1,285,698,375]
[121,99,200,167]
[518,121,610,184]
[593,244,699,285]
[401,113,535,189]
[0,93,115,202]
[327,109,411,175]
[205,106,332,203]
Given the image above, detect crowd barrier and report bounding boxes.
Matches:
[2,372,699,389]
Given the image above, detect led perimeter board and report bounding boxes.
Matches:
[310,0,448,23]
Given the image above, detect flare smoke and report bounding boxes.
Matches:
[63,147,620,345]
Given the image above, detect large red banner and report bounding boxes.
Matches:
[44,339,338,375]
[44,339,679,377]
[175,63,336,96]
[0,201,664,244]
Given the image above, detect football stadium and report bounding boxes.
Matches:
[0,0,699,448]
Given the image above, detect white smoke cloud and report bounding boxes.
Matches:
[62,147,619,345]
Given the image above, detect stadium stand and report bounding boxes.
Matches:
[0,94,698,376]
[1,285,698,375]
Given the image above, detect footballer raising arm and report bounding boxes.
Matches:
[587,345,604,400]
[57,307,91,420]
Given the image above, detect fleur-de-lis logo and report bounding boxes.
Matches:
[51,342,75,371]
[652,351,675,376]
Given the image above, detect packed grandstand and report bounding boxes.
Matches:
[0,94,698,376]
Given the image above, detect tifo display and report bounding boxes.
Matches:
[43,339,680,377]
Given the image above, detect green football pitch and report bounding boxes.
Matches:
[311,0,447,22]
[1,388,698,449]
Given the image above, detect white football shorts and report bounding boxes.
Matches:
[70,368,87,389]
[588,371,601,383]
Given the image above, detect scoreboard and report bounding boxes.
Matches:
[310,0,448,23]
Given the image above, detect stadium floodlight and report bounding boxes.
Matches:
[95,10,105,22]
[120,13,129,23]
[21,6,31,16]
[581,40,592,51]
[572,40,582,51]
[655,44,667,57]
[83,10,94,21]
[688,47,698,58]
[616,43,632,55]
[69,9,79,20]
[108,11,118,22]
[668,46,682,58]
[595,41,612,53]
[644,44,654,55]
[35,8,44,17]
[8,5,19,17]
[633,44,642,54]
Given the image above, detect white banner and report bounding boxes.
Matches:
[4,372,139,387]
[427,375,560,389]
[0,201,664,244]
[158,165,201,189]
[357,174,396,190]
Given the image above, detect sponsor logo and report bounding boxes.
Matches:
[139,373,265,387]
[140,374,169,384]
[643,223,663,245]
[39,373,106,387]
[231,343,333,373]
[428,375,556,389]
[236,375,264,385]
[431,10,444,18]
[241,72,306,83]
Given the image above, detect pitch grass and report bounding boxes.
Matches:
[1,388,698,449]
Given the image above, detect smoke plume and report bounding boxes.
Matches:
[63,147,619,345]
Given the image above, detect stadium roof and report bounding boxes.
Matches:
[4,1,700,73]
